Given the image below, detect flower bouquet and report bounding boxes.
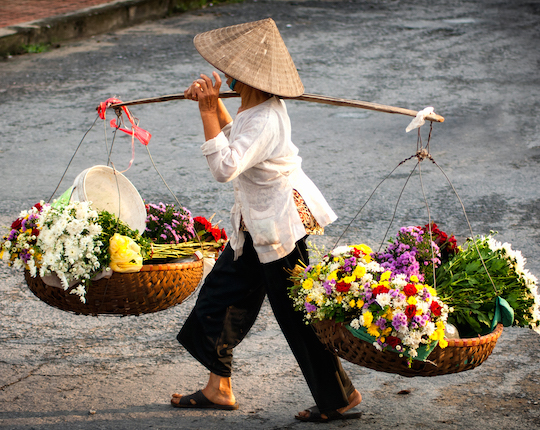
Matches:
[143,203,227,261]
[289,222,539,376]
[1,200,150,302]
[289,243,449,364]
[427,233,540,337]
[1,199,227,315]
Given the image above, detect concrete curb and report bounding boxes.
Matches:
[0,0,200,57]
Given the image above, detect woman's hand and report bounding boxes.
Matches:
[188,72,222,113]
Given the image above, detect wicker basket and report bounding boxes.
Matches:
[312,320,504,377]
[24,260,204,316]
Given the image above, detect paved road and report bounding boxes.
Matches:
[1,1,540,429]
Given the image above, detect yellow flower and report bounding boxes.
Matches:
[439,338,449,348]
[380,271,391,282]
[353,265,366,278]
[302,278,314,290]
[407,296,417,305]
[344,275,355,283]
[356,244,373,257]
[356,299,365,308]
[367,323,380,337]
[109,233,143,273]
[359,244,372,253]
[430,328,446,342]
[382,308,393,320]
[409,275,419,283]
[382,327,392,336]
[362,311,373,327]
[328,271,338,281]
[336,295,343,304]
[349,299,356,308]
[427,286,437,297]
[306,295,312,302]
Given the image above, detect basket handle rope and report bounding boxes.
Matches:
[334,122,500,295]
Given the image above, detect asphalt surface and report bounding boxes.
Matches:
[1,1,540,429]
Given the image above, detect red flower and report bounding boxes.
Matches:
[386,336,401,348]
[336,281,351,293]
[403,283,418,297]
[11,218,22,231]
[405,305,417,320]
[33,202,42,212]
[430,301,442,316]
[372,285,390,297]
[221,228,227,241]
[210,227,221,242]
[194,216,212,231]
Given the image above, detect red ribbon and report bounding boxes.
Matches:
[97,98,151,146]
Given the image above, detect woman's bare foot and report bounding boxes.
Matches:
[296,389,362,420]
[171,373,236,407]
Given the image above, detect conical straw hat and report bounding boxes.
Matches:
[193,18,304,97]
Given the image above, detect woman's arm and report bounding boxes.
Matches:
[186,72,232,140]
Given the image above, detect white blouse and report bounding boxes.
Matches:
[201,96,337,263]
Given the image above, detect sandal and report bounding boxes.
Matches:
[170,390,239,410]
[295,405,362,423]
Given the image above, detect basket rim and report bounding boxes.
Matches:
[140,259,203,272]
[446,323,504,347]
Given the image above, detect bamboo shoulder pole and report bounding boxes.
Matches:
[110,91,444,123]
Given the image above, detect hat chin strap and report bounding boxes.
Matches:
[229,79,237,91]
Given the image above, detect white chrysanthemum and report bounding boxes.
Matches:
[393,296,407,309]
[332,246,351,256]
[361,273,374,284]
[522,270,538,288]
[513,250,526,274]
[359,314,367,326]
[70,284,87,303]
[487,237,502,251]
[408,348,418,358]
[416,301,429,314]
[66,219,85,236]
[373,342,383,351]
[423,321,435,336]
[392,274,408,288]
[376,293,392,308]
[310,290,326,306]
[350,319,361,330]
[88,223,102,236]
[366,261,383,272]
[402,331,422,349]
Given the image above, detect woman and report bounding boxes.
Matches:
[171,18,362,423]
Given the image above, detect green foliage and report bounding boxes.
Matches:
[21,43,51,54]
[96,211,151,267]
[430,235,538,336]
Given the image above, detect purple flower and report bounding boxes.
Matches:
[323,280,334,295]
[305,302,317,313]
[392,312,408,331]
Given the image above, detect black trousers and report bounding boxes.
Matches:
[177,233,355,413]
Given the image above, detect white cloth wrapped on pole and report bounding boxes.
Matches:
[406,107,435,132]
